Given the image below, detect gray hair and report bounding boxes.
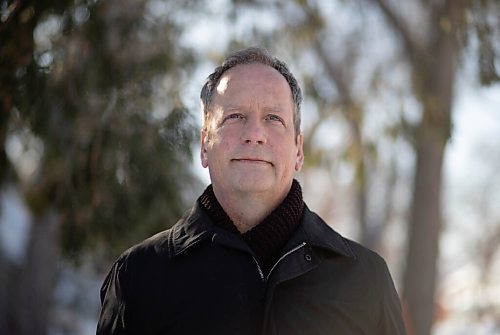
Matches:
[200,47,302,136]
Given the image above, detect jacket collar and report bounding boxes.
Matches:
[296,205,355,259]
[169,202,214,257]
[169,202,355,259]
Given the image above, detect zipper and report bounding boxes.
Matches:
[252,242,307,282]
[252,256,265,280]
[266,242,306,281]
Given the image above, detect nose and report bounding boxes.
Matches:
[241,119,267,145]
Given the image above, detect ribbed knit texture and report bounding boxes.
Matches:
[198,179,304,275]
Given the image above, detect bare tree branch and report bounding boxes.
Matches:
[312,36,365,140]
[313,39,352,106]
[370,0,422,57]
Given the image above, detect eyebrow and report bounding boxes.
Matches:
[224,106,242,111]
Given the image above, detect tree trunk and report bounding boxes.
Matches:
[0,248,8,335]
[403,134,446,335]
[11,211,59,335]
[403,1,459,334]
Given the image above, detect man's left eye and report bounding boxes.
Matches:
[267,114,284,123]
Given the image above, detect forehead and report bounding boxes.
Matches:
[214,63,292,102]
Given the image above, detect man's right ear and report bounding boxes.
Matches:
[200,130,209,168]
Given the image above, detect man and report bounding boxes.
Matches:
[97,47,407,335]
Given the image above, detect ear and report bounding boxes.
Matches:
[295,132,304,172]
[200,130,209,168]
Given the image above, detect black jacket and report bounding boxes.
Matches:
[97,202,407,335]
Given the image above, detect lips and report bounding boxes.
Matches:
[232,158,273,166]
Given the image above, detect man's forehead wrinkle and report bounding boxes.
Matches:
[216,103,287,114]
[263,106,285,113]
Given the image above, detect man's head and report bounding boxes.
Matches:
[201,47,302,137]
[199,48,304,200]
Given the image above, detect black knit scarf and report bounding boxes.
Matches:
[198,179,304,275]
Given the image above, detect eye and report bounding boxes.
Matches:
[223,113,244,122]
[266,114,284,124]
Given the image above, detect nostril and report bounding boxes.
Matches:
[241,125,267,144]
[243,138,265,144]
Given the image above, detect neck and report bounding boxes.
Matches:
[212,182,292,233]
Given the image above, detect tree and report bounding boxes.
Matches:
[368,1,499,334]
[1,0,201,333]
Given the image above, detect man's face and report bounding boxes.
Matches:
[200,63,304,198]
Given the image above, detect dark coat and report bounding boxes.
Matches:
[97,202,407,335]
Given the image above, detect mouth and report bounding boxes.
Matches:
[232,158,273,166]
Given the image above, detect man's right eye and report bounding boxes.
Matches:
[224,113,244,121]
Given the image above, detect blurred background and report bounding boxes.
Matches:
[1,0,499,334]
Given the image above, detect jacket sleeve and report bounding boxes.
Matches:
[376,257,408,335]
[96,256,130,335]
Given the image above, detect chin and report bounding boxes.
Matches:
[231,175,275,193]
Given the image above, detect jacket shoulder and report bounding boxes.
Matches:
[329,232,393,283]
[123,228,174,260]
[116,202,213,267]
[343,238,386,264]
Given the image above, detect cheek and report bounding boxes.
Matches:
[208,136,232,159]
[217,128,239,147]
